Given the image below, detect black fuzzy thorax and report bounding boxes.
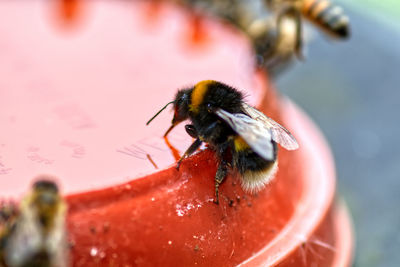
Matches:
[188,83,245,146]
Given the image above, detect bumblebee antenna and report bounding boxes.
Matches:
[146,101,174,125]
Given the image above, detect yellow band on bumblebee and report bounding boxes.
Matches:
[189,80,215,113]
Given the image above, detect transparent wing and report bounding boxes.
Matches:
[214,109,275,161]
[241,103,299,150]
[5,205,42,266]
[4,198,68,267]
[46,201,68,267]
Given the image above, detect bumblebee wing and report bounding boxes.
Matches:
[5,196,68,267]
[241,103,299,150]
[46,200,68,267]
[267,119,299,150]
[4,203,42,266]
[215,108,275,160]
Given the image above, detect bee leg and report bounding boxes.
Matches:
[277,5,304,60]
[214,143,230,204]
[214,159,228,205]
[292,9,303,60]
[185,124,198,139]
[176,138,202,170]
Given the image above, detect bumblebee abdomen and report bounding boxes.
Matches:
[232,139,278,192]
[237,154,278,193]
[233,136,250,152]
[233,148,275,173]
[241,161,278,192]
[233,139,277,173]
[302,0,350,39]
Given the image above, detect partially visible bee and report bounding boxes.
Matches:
[147,80,299,204]
[0,177,68,267]
[0,202,18,267]
[0,202,18,226]
[246,11,301,75]
[264,0,350,57]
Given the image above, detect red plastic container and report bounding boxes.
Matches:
[0,1,353,266]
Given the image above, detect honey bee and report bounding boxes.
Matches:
[0,178,68,267]
[147,80,299,204]
[246,12,301,75]
[264,0,350,56]
[0,202,18,267]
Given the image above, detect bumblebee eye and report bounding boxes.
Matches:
[206,103,213,113]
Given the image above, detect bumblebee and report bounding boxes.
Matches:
[147,80,298,204]
[264,0,350,58]
[0,202,18,267]
[0,177,68,267]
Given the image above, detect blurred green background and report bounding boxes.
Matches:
[278,1,400,266]
[340,0,400,22]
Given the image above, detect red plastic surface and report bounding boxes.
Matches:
[0,0,261,198]
[64,99,331,266]
[0,1,353,266]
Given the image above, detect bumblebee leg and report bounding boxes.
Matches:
[176,138,202,170]
[293,9,303,60]
[213,142,230,204]
[214,159,228,204]
[185,124,198,138]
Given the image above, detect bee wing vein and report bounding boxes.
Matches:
[241,103,299,150]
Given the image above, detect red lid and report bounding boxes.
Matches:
[0,1,353,266]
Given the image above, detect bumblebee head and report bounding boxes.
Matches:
[31,179,61,228]
[162,88,191,137]
[171,89,191,124]
[32,180,59,209]
[146,88,192,137]
[33,180,59,194]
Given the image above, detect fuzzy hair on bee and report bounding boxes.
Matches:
[0,177,68,267]
[147,80,298,204]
